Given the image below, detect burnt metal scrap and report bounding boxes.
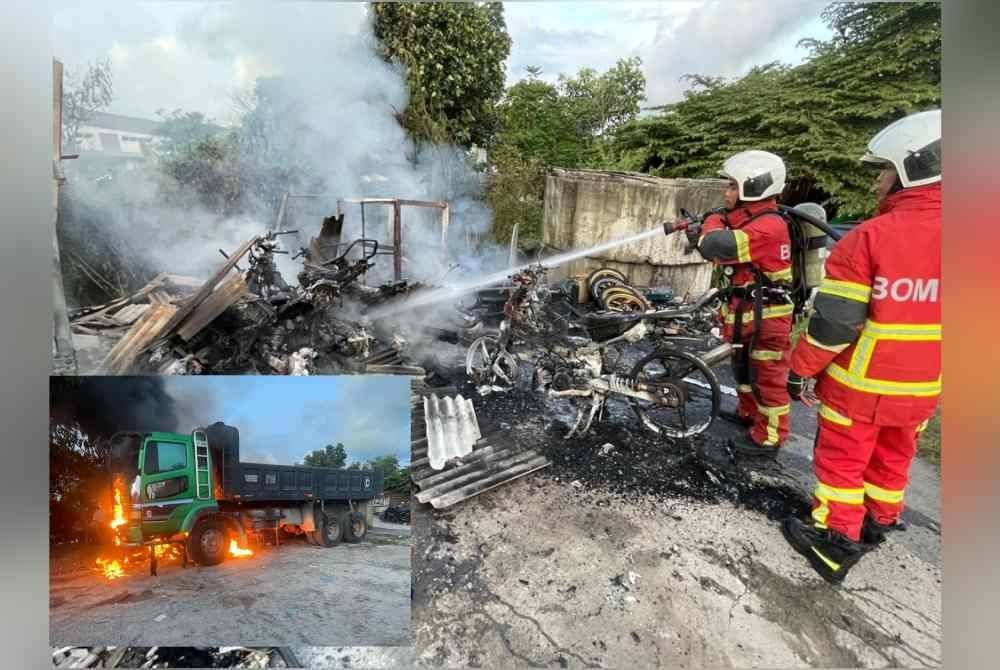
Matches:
[52,646,299,668]
[70,224,476,376]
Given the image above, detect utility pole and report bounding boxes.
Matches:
[51,59,78,375]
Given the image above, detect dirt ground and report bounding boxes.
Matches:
[49,532,411,648]
[411,378,942,668]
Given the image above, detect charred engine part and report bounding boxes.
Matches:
[244,231,297,305]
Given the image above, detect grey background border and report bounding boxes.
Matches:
[1,0,999,667]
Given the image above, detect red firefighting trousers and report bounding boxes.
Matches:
[811,410,928,541]
[727,308,793,447]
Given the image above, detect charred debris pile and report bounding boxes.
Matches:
[69,216,482,376]
[52,646,299,669]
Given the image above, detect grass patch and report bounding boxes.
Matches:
[916,408,941,466]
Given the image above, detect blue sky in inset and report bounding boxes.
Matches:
[162,375,410,467]
[54,1,833,121]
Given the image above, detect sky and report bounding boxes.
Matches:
[162,375,411,467]
[53,0,834,122]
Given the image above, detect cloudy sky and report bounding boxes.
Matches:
[162,375,411,467]
[53,1,832,123]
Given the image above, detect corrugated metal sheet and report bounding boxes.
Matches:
[424,394,481,470]
[410,381,551,509]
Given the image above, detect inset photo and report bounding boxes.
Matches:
[49,375,411,648]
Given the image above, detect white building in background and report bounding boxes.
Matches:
[75,111,164,169]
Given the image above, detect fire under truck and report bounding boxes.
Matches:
[107,422,383,571]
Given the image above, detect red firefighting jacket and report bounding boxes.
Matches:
[699,199,794,334]
[790,183,942,426]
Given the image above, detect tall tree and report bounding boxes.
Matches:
[371,2,512,147]
[605,2,940,215]
[303,443,348,469]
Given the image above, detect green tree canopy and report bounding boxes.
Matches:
[605,2,940,215]
[303,443,348,469]
[371,2,512,147]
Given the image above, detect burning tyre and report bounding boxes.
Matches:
[187,519,228,566]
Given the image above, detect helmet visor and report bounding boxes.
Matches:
[741,172,774,198]
[902,138,941,183]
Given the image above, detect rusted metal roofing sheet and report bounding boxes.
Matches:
[410,381,551,509]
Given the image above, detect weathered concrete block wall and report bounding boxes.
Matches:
[542,168,726,298]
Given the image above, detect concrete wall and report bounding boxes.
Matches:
[542,168,726,298]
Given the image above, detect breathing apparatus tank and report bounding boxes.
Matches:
[790,202,829,292]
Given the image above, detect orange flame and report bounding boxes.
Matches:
[95,557,124,580]
[228,539,253,557]
[109,479,127,546]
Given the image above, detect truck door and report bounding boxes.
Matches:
[138,436,199,536]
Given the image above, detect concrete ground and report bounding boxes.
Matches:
[411,385,941,668]
[49,535,411,648]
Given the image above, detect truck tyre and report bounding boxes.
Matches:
[188,519,228,566]
[342,511,367,543]
[318,514,342,547]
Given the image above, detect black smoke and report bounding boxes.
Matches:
[50,376,180,439]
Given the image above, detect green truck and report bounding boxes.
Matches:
[108,422,383,567]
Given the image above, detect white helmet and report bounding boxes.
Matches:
[861,109,941,188]
[719,150,786,201]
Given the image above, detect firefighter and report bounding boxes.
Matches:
[667,150,795,457]
[782,109,941,584]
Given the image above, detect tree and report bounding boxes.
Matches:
[153,109,225,160]
[62,58,114,152]
[371,2,512,147]
[345,454,410,490]
[303,443,348,469]
[604,2,940,215]
[486,58,646,245]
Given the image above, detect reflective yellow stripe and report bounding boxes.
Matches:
[806,333,850,353]
[757,403,790,446]
[763,267,793,282]
[736,384,753,393]
[815,482,865,504]
[751,349,783,361]
[819,278,872,303]
[863,481,905,504]
[862,321,941,341]
[848,332,877,377]
[733,229,751,263]
[827,363,941,397]
[723,303,794,324]
[818,404,852,427]
[811,546,841,571]
[916,419,930,433]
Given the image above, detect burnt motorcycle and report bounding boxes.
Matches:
[465,265,737,439]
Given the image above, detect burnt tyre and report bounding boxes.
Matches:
[318,513,343,547]
[342,511,368,543]
[587,268,627,302]
[187,519,228,566]
[628,347,721,439]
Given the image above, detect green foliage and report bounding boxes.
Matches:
[153,109,225,160]
[487,59,646,245]
[303,443,348,469]
[371,2,512,147]
[917,409,941,466]
[605,2,941,215]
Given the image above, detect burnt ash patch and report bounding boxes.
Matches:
[463,384,810,522]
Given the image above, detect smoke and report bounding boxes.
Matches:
[59,1,509,296]
[50,376,181,439]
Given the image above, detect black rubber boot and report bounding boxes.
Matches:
[718,409,754,427]
[861,516,907,546]
[729,433,779,459]
[781,517,866,585]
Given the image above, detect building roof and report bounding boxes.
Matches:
[83,111,163,136]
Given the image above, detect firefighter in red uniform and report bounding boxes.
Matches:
[782,109,942,584]
[667,150,795,457]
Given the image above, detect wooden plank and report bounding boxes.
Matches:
[110,303,150,326]
[141,235,258,352]
[100,303,177,374]
[176,274,247,341]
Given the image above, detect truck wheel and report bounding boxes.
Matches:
[318,514,342,547]
[342,511,367,543]
[188,519,228,566]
